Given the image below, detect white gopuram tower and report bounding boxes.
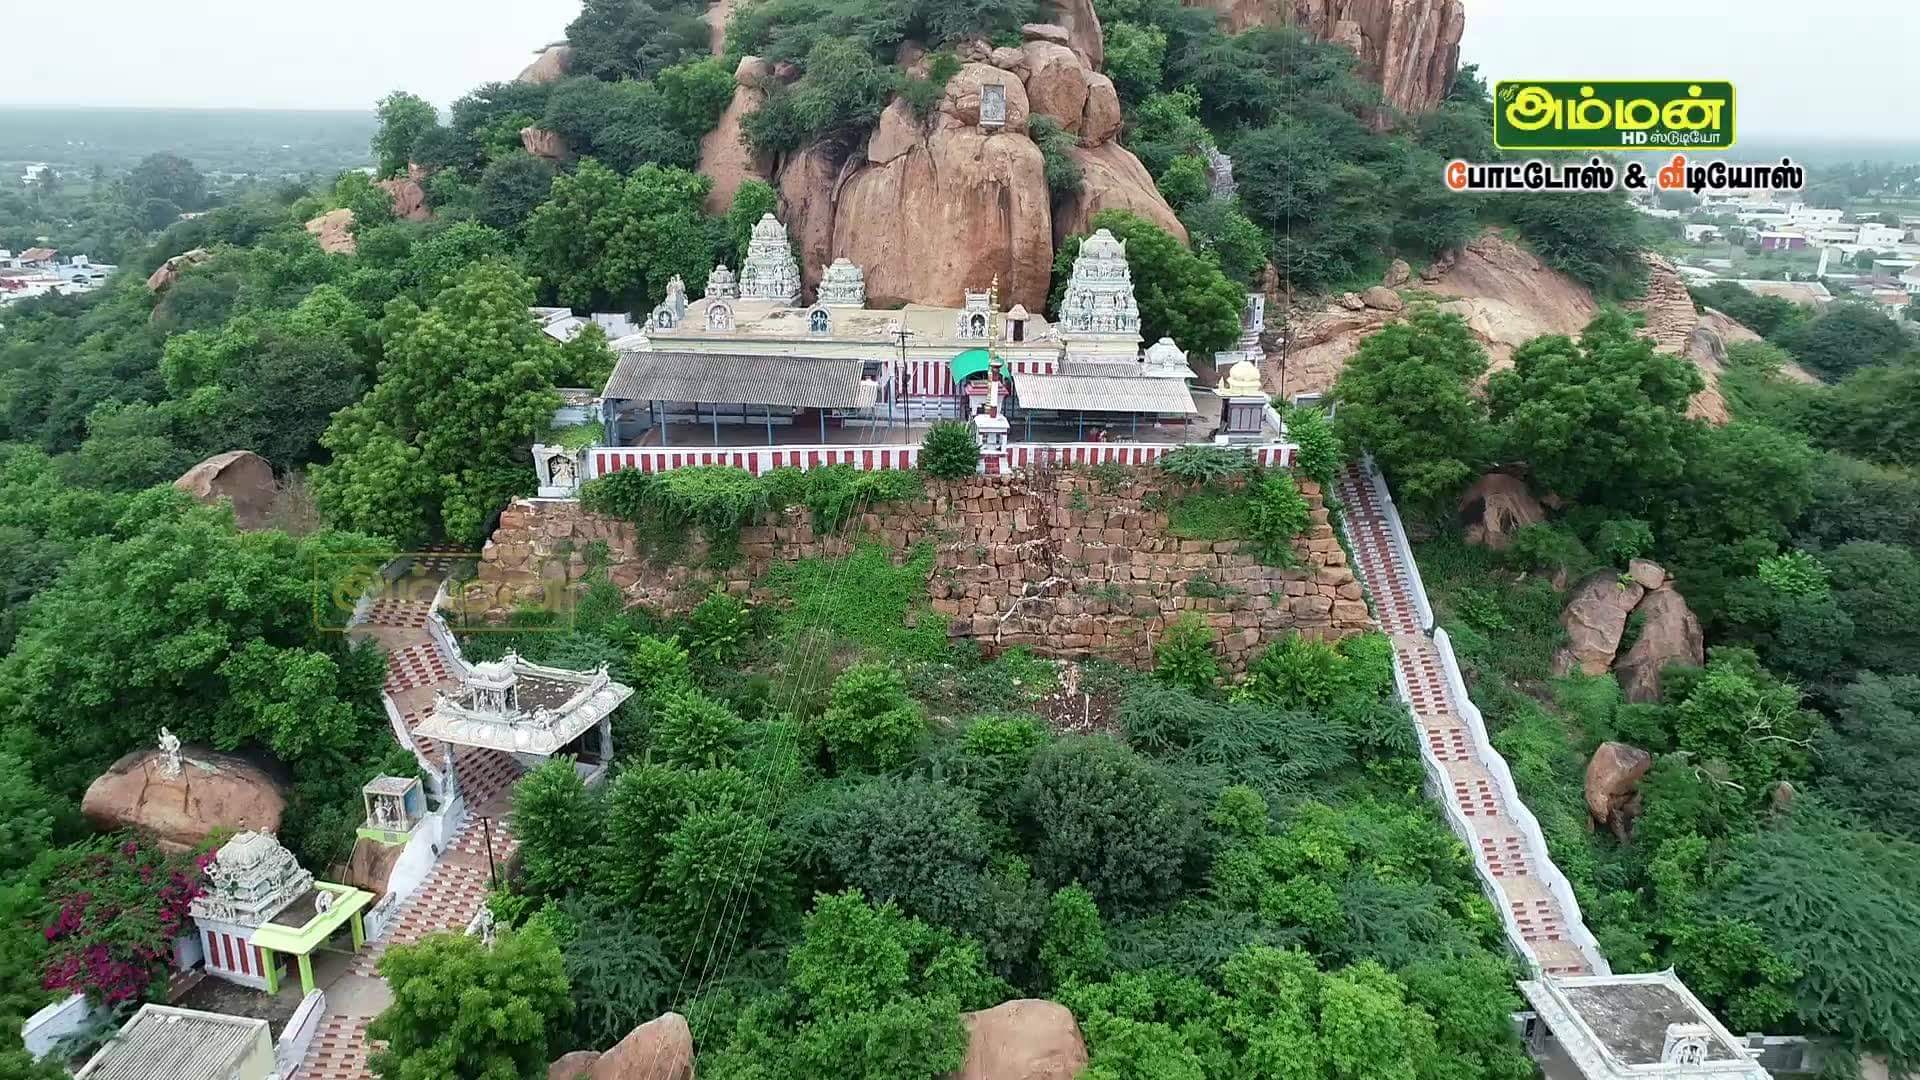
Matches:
[738,213,801,305]
[1058,228,1143,363]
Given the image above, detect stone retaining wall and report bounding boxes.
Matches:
[474,472,1371,670]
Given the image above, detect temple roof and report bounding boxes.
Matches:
[76,1005,269,1080]
[1518,972,1767,1079]
[605,351,872,409]
[1011,370,1198,414]
[643,298,1052,344]
[415,652,633,757]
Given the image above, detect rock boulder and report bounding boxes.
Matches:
[549,1051,601,1079]
[145,248,212,293]
[832,107,1052,311]
[698,67,772,213]
[954,999,1088,1080]
[82,747,288,855]
[1019,41,1090,133]
[1361,285,1403,311]
[1054,141,1188,247]
[377,177,430,222]
[589,1012,694,1080]
[174,450,278,529]
[1182,0,1464,115]
[305,208,357,255]
[778,136,859,298]
[1457,472,1545,551]
[1613,586,1703,703]
[1049,0,1104,68]
[517,44,573,85]
[1584,741,1653,839]
[521,127,573,164]
[1551,571,1645,677]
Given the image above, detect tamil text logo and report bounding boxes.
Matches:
[1494,81,1735,151]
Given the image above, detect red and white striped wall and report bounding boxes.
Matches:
[588,445,923,478]
[201,924,273,990]
[887,356,1055,398]
[585,441,1294,480]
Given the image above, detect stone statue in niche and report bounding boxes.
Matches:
[981,83,1007,129]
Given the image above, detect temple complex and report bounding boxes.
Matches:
[521,215,1296,492]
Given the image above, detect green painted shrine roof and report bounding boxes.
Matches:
[949,348,992,383]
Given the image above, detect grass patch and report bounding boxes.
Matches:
[1168,487,1246,541]
[758,541,949,661]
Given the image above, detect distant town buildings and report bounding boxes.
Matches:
[0,249,116,305]
[1638,191,1920,320]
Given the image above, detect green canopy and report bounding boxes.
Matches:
[949,348,992,383]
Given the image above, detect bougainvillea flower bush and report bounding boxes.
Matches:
[41,838,209,1004]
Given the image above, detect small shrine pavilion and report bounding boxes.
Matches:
[188,831,373,996]
[414,652,632,785]
[1519,972,1769,1080]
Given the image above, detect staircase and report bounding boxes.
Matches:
[1337,459,1605,978]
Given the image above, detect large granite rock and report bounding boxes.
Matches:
[548,1051,601,1079]
[305,208,357,255]
[1585,741,1653,840]
[589,1012,693,1080]
[1181,0,1465,115]
[517,44,573,85]
[1614,586,1703,704]
[828,63,1051,311]
[698,56,775,214]
[953,999,1088,1080]
[835,126,1051,311]
[146,248,212,293]
[83,747,288,855]
[1279,230,1600,400]
[1551,571,1645,677]
[1457,471,1544,551]
[1632,254,1728,423]
[339,835,407,895]
[521,127,572,164]
[377,176,430,222]
[1049,0,1104,68]
[1017,41,1091,134]
[174,450,277,528]
[777,136,859,300]
[1054,141,1188,247]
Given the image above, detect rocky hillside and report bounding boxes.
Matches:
[1277,232,1767,424]
[1183,0,1465,113]
[669,0,1467,309]
[697,22,1182,311]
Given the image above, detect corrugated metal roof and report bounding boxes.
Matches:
[605,351,868,409]
[77,1005,269,1080]
[1012,370,1198,414]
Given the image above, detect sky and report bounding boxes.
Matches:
[0,0,1914,145]
[0,0,584,112]
[1462,0,1915,142]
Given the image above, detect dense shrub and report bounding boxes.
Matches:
[1014,736,1201,910]
[1156,445,1252,483]
[1153,613,1220,694]
[920,421,980,479]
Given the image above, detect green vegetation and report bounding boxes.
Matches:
[919,421,981,479]
[1365,290,1920,1068]
[1331,308,1490,509]
[1165,467,1312,566]
[1051,211,1244,356]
